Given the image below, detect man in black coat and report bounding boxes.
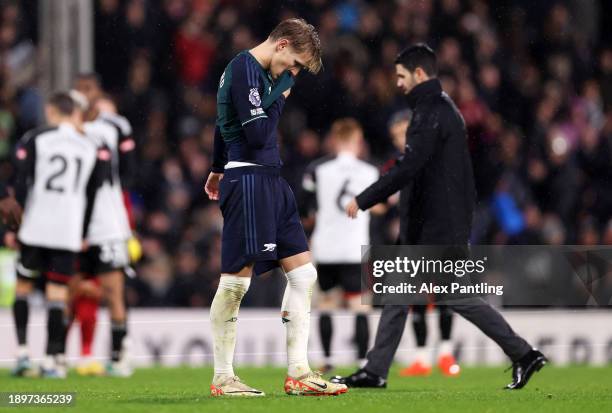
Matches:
[336,44,546,390]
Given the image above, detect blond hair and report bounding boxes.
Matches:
[330,118,363,142]
[269,18,322,74]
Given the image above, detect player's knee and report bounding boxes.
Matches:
[318,292,340,310]
[347,294,370,312]
[286,262,317,291]
[210,275,251,319]
[45,283,68,303]
[15,278,34,296]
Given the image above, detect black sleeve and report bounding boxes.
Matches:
[13,134,37,207]
[298,162,318,217]
[83,146,112,237]
[117,126,137,189]
[356,109,439,210]
[211,125,227,173]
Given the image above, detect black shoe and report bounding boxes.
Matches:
[505,349,547,390]
[330,368,387,388]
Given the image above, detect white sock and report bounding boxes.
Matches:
[17,345,28,358]
[282,263,317,378]
[414,347,430,365]
[439,340,453,357]
[41,355,55,370]
[210,275,251,383]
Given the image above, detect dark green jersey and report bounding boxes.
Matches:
[212,51,291,170]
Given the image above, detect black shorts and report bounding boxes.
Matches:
[220,167,309,276]
[79,240,129,276]
[317,263,362,294]
[17,244,78,284]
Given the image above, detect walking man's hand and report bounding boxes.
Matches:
[345,198,359,219]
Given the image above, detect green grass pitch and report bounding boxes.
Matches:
[1,366,611,412]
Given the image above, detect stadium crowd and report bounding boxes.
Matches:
[0,0,611,307]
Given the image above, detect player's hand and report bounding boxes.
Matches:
[81,240,90,251]
[205,172,224,200]
[282,88,291,98]
[3,231,17,250]
[345,198,360,219]
[0,196,22,230]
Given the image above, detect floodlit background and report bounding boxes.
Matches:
[0,0,610,367]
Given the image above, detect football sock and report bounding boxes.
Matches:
[282,263,317,378]
[210,275,251,382]
[438,305,453,341]
[74,295,98,356]
[13,295,29,346]
[111,320,127,362]
[355,313,369,360]
[46,301,65,356]
[439,340,454,356]
[318,313,332,360]
[414,347,429,365]
[412,304,427,347]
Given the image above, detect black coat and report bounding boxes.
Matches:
[356,79,476,245]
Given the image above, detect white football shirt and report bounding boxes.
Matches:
[18,123,99,251]
[303,152,379,263]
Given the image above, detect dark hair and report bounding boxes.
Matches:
[269,18,322,74]
[47,92,75,115]
[395,44,438,76]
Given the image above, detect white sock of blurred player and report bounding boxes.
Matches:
[439,339,453,357]
[210,275,251,384]
[414,347,430,366]
[282,263,317,378]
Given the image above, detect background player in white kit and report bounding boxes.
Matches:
[11,92,110,378]
[69,79,136,377]
[301,118,382,372]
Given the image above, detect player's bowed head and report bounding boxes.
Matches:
[205,18,323,201]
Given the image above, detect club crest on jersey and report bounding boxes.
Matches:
[249,88,261,107]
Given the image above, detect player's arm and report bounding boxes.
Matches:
[0,183,22,230]
[231,58,286,149]
[204,125,226,201]
[13,133,36,208]
[117,124,137,189]
[211,125,227,173]
[299,162,318,217]
[262,70,294,109]
[83,145,112,238]
[298,163,317,231]
[349,110,439,215]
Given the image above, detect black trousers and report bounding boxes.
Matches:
[365,298,532,379]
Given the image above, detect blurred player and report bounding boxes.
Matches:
[386,110,460,377]
[11,92,110,378]
[68,84,137,377]
[204,19,347,396]
[301,118,380,372]
[0,186,22,230]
